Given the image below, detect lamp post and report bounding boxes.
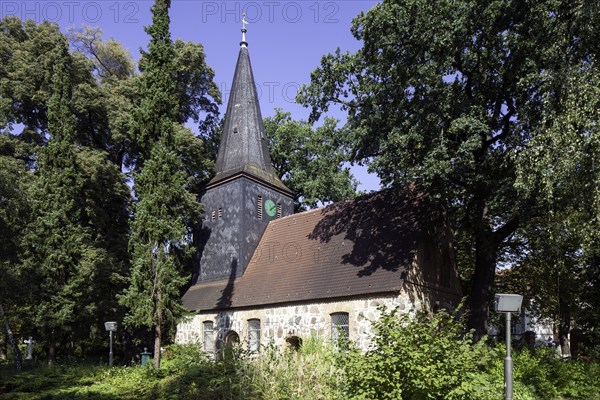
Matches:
[494,294,523,400]
[104,321,117,367]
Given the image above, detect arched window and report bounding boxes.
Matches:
[248,319,261,352]
[224,330,240,346]
[203,321,214,353]
[331,312,349,345]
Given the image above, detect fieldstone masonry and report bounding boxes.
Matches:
[176,292,435,352]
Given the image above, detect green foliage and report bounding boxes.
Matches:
[122,0,211,369]
[298,0,600,337]
[134,0,179,158]
[0,135,30,285]
[247,337,343,399]
[69,25,135,82]
[2,340,600,400]
[341,307,497,400]
[120,141,200,330]
[18,35,130,359]
[504,42,600,349]
[264,109,359,210]
[172,39,221,124]
[0,17,131,361]
[22,141,130,355]
[0,17,67,135]
[1,12,219,362]
[512,348,600,400]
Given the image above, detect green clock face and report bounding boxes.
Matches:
[264,199,277,217]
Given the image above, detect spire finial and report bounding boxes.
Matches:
[241,13,248,47]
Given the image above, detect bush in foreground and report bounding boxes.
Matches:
[339,307,600,400]
[340,307,498,400]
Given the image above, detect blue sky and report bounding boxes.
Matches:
[1,0,380,190]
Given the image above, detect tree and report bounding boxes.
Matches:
[298,0,600,338]
[12,30,131,364]
[120,0,210,368]
[264,109,359,210]
[498,64,600,352]
[172,39,221,126]
[69,27,221,172]
[0,17,68,140]
[120,141,201,368]
[68,26,135,82]
[495,216,587,355]
[0,14,218,363]
[24,144,130,364]
[0,135,30,369]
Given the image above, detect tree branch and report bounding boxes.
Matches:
[485,100,516,148]
[492,215,520,246]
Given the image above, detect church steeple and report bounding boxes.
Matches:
[209,23,291,195]
[192,25,294,284]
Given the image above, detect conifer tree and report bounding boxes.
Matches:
[0,135,29,370]
[120,0,202,368]
[134,0,178,161]
[21,36,130,364]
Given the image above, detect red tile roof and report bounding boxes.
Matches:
[182,190,431,311]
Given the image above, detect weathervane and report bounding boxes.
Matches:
[241,12,248,47]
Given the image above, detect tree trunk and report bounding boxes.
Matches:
[467,235,498,341]
[154,323,161,368]
[0,303,22,370]
[559,314,571,358]
[154,287,162,369]
[48,332,56,366]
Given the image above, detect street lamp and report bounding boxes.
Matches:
[494,294,523,400]
[104,321,117,367]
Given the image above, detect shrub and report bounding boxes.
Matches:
[339,307,498,400]
[2,337,599,399]
[512,347,600,400]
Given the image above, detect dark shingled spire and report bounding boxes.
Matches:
[209,32,292,195]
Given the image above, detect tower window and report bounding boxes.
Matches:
[257,196,263,219]
[211,210,216,220]
[276,203,282,218]
[248,319,261,353]
[218,208,223,218]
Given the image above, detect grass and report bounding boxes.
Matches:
[0,341,342,400]
[1,341,599,400]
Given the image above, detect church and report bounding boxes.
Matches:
[175,28,462,352]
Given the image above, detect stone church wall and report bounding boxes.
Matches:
[176,291,432,352]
